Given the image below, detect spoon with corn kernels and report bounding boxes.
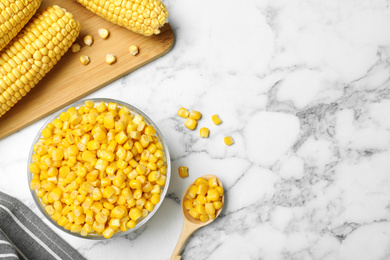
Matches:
[171,175,224,260]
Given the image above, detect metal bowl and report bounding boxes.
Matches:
[27,98,171,240]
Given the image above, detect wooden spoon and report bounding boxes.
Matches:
[171,174,224,260]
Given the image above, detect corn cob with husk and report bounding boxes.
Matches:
[0,0,42,52]
[75,0,169,36]
[0,5,81,118]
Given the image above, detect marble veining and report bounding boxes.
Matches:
[1,0,390,259]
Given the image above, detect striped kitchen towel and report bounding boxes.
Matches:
[0,191,85,260]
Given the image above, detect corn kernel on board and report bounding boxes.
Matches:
[0,0,174,140]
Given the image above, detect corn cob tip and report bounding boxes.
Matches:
[75,0,169,36]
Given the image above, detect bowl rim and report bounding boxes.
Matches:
[27,98,171,240]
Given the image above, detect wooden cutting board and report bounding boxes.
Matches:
[0,0,174,140]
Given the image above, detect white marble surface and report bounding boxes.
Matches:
[1,0,390,259]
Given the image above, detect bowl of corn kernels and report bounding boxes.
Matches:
[27,98,171,239]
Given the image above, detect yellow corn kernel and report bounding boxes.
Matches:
[45,205,55,215]
[205,202,215,215]
[49,187,63,201]
[195,204,206,215]
[76,194,86,203]
[196,195,207,205]
[52,148,64,161]
[115,121,126,132]
[188,185,198,199]
[200,127,209,138]
[51,211,62,221]
[80,55,90,65]
[197,183,208,196]
[117,194,126,205]
[106,53,117,65]
[58,216,69,227]
[82,150,96,162]
[129,45,139,55]
[37,188,46,198]
[178,166,188,178]
[122,188,133,200]
[214,201,223,210]
[208,178,218,188]
[29,163,41,174]
[89,201,103,214]
[98,28,110,39]
[93,221,105,233]
[95,212,107,224]
[81,182,94,193]
[137,121,146,132]
[120,220,129,232]
[70,224,82,233]
[113,175,126,187]
[147,171,160,182]
[224,136,234,146]
[82,197,94,210]
[84,35,93,46]
[71,43,81,53]
[189,110,202,120]
[42,128,52,138]
[136,175,147,184]
[30,179,41,190]
[144,126,156,136]
[215,186,224,197]
[150,194,160,205]
[129,179,142,190]
[156,175,166,186]
[103,227,115,239]
[87,140,100,151]
[141,149,150,161]
[111,206,126,219]
[95,159,109,172]
[133,189,142,200]
[184,118,197,130]
[188,208,199,219]
[183,200,193,210]
[103,186,115,198]
[86,170,99,182]
[177,107,189,118]
[212,114,222,125]
[144,201,153,212]
[129,208,142,221]
[207,189,220,202]
[42,182,56,192]
[127,220,137,229]
[199,214,209,222]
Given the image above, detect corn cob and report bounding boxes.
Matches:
[0,5,81,118]
[0,0,42,52]
[75,0,169,36]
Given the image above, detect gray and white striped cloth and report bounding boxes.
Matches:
[0,191,85,260]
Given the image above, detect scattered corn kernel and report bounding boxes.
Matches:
[224,136,234,146]
[177,107,189,118]
[71,43,81,53]
[80,55,90,65]
[129,45,139,55]
[211,114,222,125]
[29,101,168,238]
[84,35,94,46]
[98,28,109,39]
[189,110,202,120]
[106,54,117,65]
[199,127,209,138]
[178,166,188,178]
[184,118,197,130]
